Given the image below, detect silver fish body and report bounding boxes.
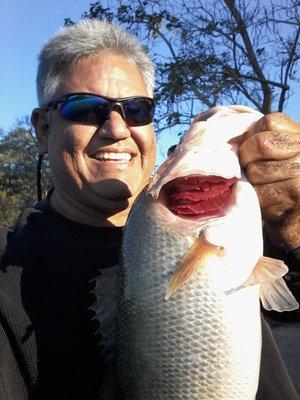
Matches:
[94,106,298,400]
[116,193,261,400]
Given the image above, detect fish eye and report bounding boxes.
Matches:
[167,145,177,156]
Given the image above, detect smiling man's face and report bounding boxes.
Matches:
[34,53,156,225]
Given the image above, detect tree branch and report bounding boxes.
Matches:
[150,25,178,59]
[223,0,272,113]
[278,25,300,111]
[236,73,289,89]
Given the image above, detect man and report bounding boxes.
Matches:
[0,19,299,400]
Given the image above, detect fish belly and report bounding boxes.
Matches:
[117,196,261,400]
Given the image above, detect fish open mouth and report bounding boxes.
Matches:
[163,175,238,219]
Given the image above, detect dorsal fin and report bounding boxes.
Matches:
[89,265,119,363]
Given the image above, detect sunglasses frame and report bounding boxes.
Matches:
[45,92,155,127]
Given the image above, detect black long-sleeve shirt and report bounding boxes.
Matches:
[0,200,299,399]
[0,201,122,399]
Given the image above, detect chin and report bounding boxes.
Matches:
[92,177,147,201]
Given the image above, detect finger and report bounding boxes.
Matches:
[260,204,294,223]
[239,130,300,166]
[245,155,300,185]
[246,112,300,137]
[253,177,300,218]
[254,178,300,207]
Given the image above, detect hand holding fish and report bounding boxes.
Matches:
[238,112,300,251]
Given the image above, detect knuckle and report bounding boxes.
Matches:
[245,162,256,181]
[254,132,270,156]
[264,112,285,129]
[253,184,273,207]
[286,156,300,177]
[266,112,300,134]
[246,162,266,183]
[257,130,296,158]
[259,113,280,131]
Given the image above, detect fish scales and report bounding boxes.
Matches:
[116,195,259,400]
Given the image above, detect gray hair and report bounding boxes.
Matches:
[36,19,155,106]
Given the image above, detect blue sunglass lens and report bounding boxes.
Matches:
[60,96,109,124]
[123,98,154,126]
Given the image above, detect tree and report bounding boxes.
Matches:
[0,118,52,227]
[66,0,300,133]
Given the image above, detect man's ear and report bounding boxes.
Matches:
[31,108,50,154]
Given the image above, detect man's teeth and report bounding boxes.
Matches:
[93,152,132,161]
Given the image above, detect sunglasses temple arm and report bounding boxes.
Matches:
[37,154,43,202]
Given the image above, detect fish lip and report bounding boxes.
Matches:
[157,174,238,221]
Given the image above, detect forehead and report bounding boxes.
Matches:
[59,52,148,98]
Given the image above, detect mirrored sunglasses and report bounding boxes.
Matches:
[45,92,155,127]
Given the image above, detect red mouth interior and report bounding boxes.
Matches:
[164,176,237,219]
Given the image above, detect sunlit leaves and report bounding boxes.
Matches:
[0,118,52,227]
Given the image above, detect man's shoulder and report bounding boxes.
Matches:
[0,225,12,258]
[0,204,43,257]
[0,214,27,282]
[0,224,21,288]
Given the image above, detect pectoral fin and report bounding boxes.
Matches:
[245,256,299,312]
[245,256,288,285]
[259,279,299,312]
[165,234,221,300]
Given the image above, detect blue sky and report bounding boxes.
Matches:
[0,0,92,128]
[1,0,299,165]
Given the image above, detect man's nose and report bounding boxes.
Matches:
[100,110,130,140]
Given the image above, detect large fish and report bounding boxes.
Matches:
[93,105,298,400]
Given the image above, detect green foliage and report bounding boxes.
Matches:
[0,118,52,227]
[70,0,300,134]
